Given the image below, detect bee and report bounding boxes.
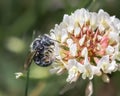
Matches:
[24,34,55,70]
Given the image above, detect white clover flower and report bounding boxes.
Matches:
[50,8,120,83]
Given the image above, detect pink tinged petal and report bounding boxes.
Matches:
[83,27,87,33]
[97,35,102,41]
[86,40,90,47]
[100,36,109,48]
[96,43,101,51]
[97,36,109,55]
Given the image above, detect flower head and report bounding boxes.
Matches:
[50,8,120,83]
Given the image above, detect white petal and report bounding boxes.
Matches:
[108,60,118,72]
[106,45,114,55]
[70,43,77,56]
[66,66,79,83]
[74,27,80,37]
[63,14,69,23]
[77,63,84,73]
[67,59,77,69]
[83,64,93,80]
[66,39,73,47]
[81,47,88,57]
[97,55,115,73]
[90,13,97,29]
[61,29,68,43]
[109,32,119,43]
[82,53,94,80]
[91,65,101,76]
[97,55,109,68]
[68,59,84,72]
[67,26,74,33]
[79,35,86,46]
[50,63,65,75]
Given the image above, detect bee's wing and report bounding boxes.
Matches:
[24,51,36,71]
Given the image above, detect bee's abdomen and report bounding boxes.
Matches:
[33,52,53,67]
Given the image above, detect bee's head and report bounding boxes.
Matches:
[30,35,54,52]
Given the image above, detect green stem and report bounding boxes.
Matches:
[24,31,35,96]
[25,67,30,96]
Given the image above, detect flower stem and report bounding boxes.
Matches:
[25,67,30,96]
[24,31,35,96]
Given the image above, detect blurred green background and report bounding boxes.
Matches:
[1,0,120,96]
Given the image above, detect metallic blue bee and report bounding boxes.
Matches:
[24,34,55,70]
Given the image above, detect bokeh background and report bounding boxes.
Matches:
[1,0,120,96]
